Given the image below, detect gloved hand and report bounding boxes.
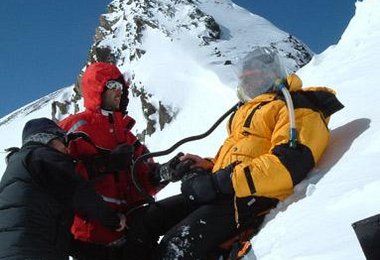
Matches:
[181,162,237,205]
[154,152,194,184]
[108,143,135,171]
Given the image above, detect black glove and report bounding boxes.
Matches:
[108,143,135,171]
[181,163,236,205]
[153,153,194,184]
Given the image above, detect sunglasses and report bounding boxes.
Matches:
[106,80,124,92]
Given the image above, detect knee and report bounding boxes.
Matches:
[158,227,199,260]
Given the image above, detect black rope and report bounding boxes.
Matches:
[131,102,242,203]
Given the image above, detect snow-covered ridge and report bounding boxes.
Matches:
[82,0,313,140]
[0,88,68,127]
[90,0,221,65]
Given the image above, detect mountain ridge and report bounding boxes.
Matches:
[57,0,312,139]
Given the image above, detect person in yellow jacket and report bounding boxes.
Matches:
[155,47,344,259]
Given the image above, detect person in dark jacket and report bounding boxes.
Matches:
[0,117,126,260]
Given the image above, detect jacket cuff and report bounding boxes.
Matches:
[213,169,234,194]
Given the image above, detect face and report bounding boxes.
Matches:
[101,88,123,111]
[49,138,68,154]
[237,69,279,102]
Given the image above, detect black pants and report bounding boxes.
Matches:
[71,194,276,260]
[157,195,277,260]
[70,240,123,260]
[70,195,191,260]
[157,196,238,260]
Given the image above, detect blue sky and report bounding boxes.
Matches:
[0,0,356,118]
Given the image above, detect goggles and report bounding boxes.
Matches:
[106,80,124,92]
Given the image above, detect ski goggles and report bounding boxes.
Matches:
[105,80,124,92]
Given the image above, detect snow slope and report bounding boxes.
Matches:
[250,0,380,259]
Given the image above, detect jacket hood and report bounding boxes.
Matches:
[286,74,303,92]
[82,62,123,111]
[22,117,66,146]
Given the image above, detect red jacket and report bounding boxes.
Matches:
[59,63,160,244]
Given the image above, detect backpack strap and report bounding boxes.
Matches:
[243,101,271,129]
[275,90,344,119]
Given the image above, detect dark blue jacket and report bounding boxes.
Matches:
[0,143,120,260]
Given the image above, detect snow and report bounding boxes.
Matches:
[0,0,378,259]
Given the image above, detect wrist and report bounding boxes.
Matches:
[203,158,214,170]
[150,164,167,185]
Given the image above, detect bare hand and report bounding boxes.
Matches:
[180,153,214,171]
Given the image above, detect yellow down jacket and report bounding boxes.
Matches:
[212,74,343,201]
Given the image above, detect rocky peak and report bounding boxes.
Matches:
[68,0,222,140]
[89,0,220,65]
[52,0,313,141]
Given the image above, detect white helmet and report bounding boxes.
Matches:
[236,47,287,102]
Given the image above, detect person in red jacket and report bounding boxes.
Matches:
[59,62,183,260]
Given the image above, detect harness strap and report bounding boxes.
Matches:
[243,101,271,128]
[243,166,256,194]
